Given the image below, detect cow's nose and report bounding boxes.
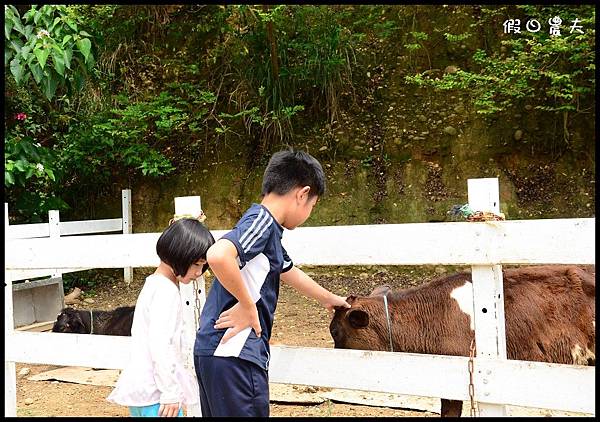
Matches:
[330,326,338,338]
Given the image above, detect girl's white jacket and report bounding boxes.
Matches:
[107,273,199,407]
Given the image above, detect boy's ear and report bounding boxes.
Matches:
[298,186,311,200]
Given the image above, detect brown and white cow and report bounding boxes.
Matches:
[329,265,595,417]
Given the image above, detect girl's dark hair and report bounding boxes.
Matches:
[156,218,215,277]
[261,149,326,198]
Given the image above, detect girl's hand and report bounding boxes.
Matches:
[214,301,262,343]
[158,402,180,417]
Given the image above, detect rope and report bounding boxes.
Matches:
[448,203,505,221]
[169,211,206,226]
[382,293,394,352]
[89,310,94,334]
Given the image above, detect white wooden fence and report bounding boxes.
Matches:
[5,189,133,284]
[4,179,595,416]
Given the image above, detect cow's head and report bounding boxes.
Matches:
[52,308,87,333]
[329,286,392,351]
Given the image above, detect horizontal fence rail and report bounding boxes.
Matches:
[5,218,594,270]
[59,218,124,236]
[7,218,124,239]
[5,333,594,414]
[269,346,594,414]
[6,269,93,283]
[6,222,51,239]
[284,218,594,266]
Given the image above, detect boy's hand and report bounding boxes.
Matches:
[320,293,351,313]
[215,301,262,342]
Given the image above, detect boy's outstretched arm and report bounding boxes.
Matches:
[208,239,262,341]
[280,266,351,312]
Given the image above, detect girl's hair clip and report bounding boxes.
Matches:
[169,211,207,226]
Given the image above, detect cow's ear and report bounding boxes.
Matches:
[369,285,391,297]
[347,309,369,328]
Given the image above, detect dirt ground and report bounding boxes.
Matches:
[13,265,588,417]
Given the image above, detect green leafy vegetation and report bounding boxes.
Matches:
[405,5,595,143]
[4,5,595,221]
[5,5,95,101]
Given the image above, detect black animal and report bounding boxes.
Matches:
[52,306,135,336]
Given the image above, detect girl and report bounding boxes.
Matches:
[108,217,215,417]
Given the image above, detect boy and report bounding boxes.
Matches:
[193,149,350,417]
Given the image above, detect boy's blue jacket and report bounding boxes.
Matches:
[194,203,293,370]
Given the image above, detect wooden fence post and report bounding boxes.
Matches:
[122,189,133,286]
[48,210,61,279]
[5,203,17,416]
[173,196,204,417]
[467,178,507,416]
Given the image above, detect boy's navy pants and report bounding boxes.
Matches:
[194,354,269,417]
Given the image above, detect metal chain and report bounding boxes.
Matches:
[468,338,479,417]
[192,277,203,332]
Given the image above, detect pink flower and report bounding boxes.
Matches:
[15,113,28,121]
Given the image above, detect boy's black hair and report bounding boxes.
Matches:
[261,149,326,198]
[156,218,215,277]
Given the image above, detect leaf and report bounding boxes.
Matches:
[73,71,84,91]
[21,141,37,157]
[50,16,61,32]
[51,49,65,76]
[20,44,32,59]
[12,19,25,36]
[62,35,72,46]
[63,47,72,69]
[7,5,21,18]
[5,20,13,39]
[23,8,35,22]
[42,73,59,100]
[24,24,33,39]
[5,49,13,67]
[86,51,95,68]
[34,47,50,69]
[14,160,28,172]
[10,58,24,85]
[28,61,43,84]
[45,168,56,181]
[76,38,91,63]
[5,171,15,187]
[65,19,78,32]
[10,39,23,53]
[79,30,92,37]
